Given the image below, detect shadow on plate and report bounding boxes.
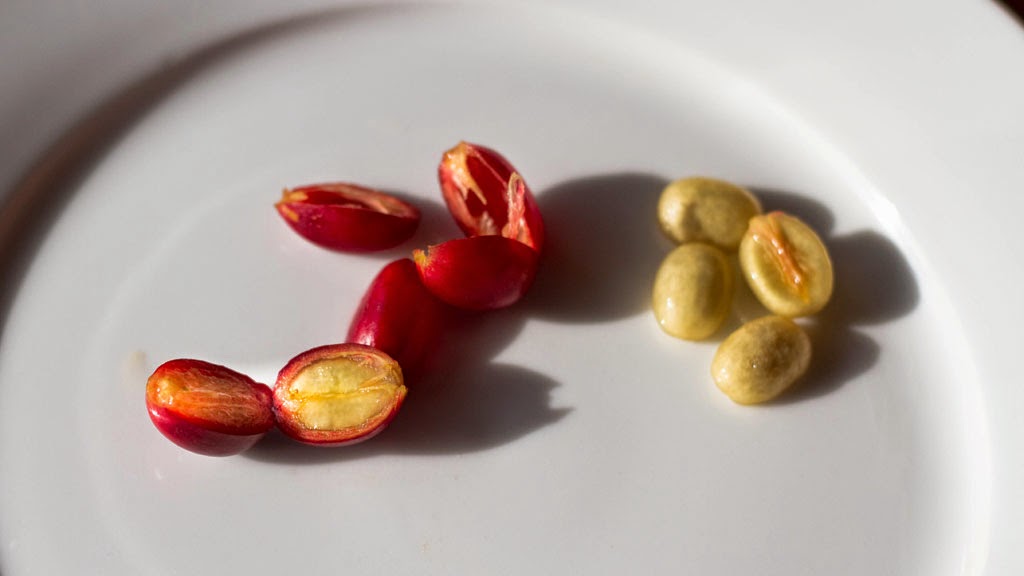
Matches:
[524,172,673,323]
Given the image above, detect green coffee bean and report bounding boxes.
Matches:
[657,177,762,250]
[739,211,833,317]
[711,315,811,404]
[652,243,733,341]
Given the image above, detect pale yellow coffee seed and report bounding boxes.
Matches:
[711,315,811,404]
[739,211,833,317]
[652,243,734,341]
[657,177,762,250]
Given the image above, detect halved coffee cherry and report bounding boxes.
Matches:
[145,359,275,457]
[273,343,406,446]
[347,258,455,383]
[414,236,540,311]
[438,141,544,251]
[275,183,420,252]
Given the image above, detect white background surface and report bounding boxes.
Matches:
[1,1,1022,574]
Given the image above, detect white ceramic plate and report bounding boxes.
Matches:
[2,1,1022,574]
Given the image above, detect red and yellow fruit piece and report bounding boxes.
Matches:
[438,141,544,251]
[145,359,275,457]
[275,183,420,252]
[272,343,406,446]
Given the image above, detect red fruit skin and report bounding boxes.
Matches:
[438,141,545,251]
[148,405,270,457]
[273,343,407,447]
[145,359,275,457]
[346,258,454,384]
[414,236,540,311]
[275,183,420,252]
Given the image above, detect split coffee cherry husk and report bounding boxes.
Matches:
[437,141,544,251]
[347,258,456,383]
[416,141,545,310]
[145,359,275,457]
[273,343,407,446]
[275,183,420,252]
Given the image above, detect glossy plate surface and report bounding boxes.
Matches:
[1,1,1022,574]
